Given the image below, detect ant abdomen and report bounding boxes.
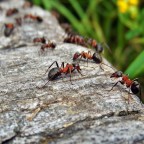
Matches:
[48,67,60,80]
[92,53,102,64]
[131,81,140,94]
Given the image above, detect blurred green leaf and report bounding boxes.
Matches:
[126,28,142,40]
[125,51,144,78]
[42,0,85,34]
[33,0,41,5]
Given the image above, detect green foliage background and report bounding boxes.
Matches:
[32,0,144,98]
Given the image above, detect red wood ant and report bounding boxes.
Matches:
[110,71,141,102]
[6,8,19,17]
[64,34,86,47]
[24,14,43,23]
[73,51,113,70]
[64,34,109,54]
[33,37,46,44]
[4,23,15,37]
[38,61,83,88]
[41,42,56,51]
[87,39,104,53]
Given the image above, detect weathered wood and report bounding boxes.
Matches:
[0,0,144,144]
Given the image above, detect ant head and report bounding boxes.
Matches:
[95,44,103,53]
[110,71,123,78]
[37,16,43,23]
[73,52,81,61]
[92,52,102,64]
[131,80,140,94]
[72,62,81,70]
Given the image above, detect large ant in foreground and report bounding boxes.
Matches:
[38,61,83,88]
[73,51,113,70]
[4,23,15,37]
[6,8,19,17]
[110,71,141,102]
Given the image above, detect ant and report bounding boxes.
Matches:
[22,1,33,8]
[73,51,113,70]
[64,34,108,54]
[41,42,56,51]
[33,37,46,44]
[15,17,22,26]
[110,71,141,102]
[24,14,43,23]
[4,23,15,37]
[87,39,104,53]
[38,61,83,88]
[64,34,86,47]
[6,8,19,17]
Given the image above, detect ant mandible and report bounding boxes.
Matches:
[4,23,15,37]
[110,71,141,102]
[73,51,113,70]
[38,61,83,88]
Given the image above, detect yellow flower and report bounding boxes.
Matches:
[128,0,139,6]
[117,0,129,13]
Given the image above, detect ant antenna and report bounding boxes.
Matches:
[101,62,115,70]
[101,42,112,54]
[37,80,50,89]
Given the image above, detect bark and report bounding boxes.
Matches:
[0,1,144,144]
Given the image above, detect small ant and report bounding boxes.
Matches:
[61,23,73,34]
[6,8,19,17]
[64,34,86,47]
[38,61,83,88]
[33,37,46,44]
[4,23,15,37]
[15,17,22,26]
[41,42,56,51]
[64,34,108,54]
[73,51,113,70]
[24,14,43,23]
[22,1,33,8]
[87,39,104,53]
[110,71,141,102]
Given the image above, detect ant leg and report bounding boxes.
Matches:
[99,63,104,71]
[77,69,84,76]
[61,62,65,68]
[45,61,59,74]
[109,81,121,92]
[101,62,115,70]
[37,80,50,89]
[68,67,73,85]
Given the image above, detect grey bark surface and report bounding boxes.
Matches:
[0,1,144,144]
